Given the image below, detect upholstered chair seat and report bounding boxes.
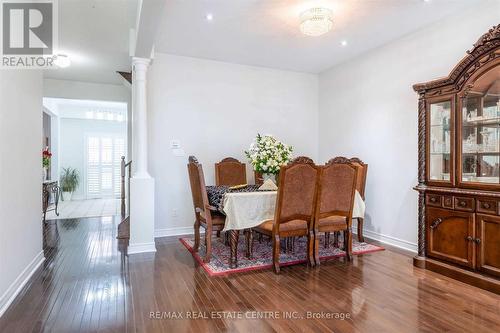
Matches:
[317,216,347,230]
[255,219,308,234]
[198,210,226,225]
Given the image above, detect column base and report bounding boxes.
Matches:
[129,177,156,254]
[128,242,157,255]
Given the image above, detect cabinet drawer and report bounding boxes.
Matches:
[454,197,475,212]
[443,196,453,209]
[477,198,497,215]
[426,194,442,207]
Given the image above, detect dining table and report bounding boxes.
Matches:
[206,185,365,268]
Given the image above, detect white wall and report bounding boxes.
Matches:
[0,70,44,315]
[148,54,318,233]
[60,118,127,199]
[318,3,500,250]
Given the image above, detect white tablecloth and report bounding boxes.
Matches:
[222,191,277,231]
[352,190,365,219]
[222,190,365,231]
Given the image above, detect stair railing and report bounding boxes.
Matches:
[121,156,132,217]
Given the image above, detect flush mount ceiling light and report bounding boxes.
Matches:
[300,8,333,37]
[54,54,71,68]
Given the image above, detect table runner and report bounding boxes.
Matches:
[206,185,267,211]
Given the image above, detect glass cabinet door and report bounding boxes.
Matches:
[429,100,452,183]
[460,67,500,186]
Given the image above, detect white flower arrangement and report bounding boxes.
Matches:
[245,134,293,174]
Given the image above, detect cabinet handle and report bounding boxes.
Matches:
[459,201,467,207]
[483,203,491,209]
[465,236,473,242]
[430,197,437,203]
[430,218,443,229]
[474,238,481,244]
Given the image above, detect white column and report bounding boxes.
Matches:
[132,57,151,178]
[129,57,156,254]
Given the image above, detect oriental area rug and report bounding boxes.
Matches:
[180,234,384,276]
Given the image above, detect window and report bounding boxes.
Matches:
[86,135,126,198]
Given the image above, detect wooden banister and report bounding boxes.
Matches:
[118,156,132,239]
[120,156,132,217]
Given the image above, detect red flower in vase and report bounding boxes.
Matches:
[42,148,52,168]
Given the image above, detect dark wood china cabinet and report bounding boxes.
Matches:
[413,25,500,294]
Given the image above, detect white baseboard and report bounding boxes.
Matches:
[128,242,157,255]
[354,228,417,253]
[155,226,204,238]
[0,251,45,317]
[154,226,417,253]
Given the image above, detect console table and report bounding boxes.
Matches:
[43,180,60,222]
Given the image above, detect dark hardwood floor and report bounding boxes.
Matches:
[0,216,499,333]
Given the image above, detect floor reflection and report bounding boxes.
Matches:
[42,220,59,258]
[0,216,131,332]
[1,216,498,332]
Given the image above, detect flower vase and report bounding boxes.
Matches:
[262,173,276,185]
[43,168,48,181]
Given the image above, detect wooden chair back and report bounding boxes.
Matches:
[273,157,319,231]
[215,157,247,186]
[352,160,368,199]
[329,157,367,199]
[187,156,210,217]
[316,158,358,221]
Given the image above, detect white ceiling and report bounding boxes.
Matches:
[43,0,137,85]
[43,0,488,85]
[155,0,486,73]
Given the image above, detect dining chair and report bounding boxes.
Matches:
[215,157,247,186]
[349,157,368,242]
[187,156,226,263]
[313,158,358,266]
[328,157,368,243]
[250,156,319,274]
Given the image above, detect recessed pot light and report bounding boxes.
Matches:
[340,40,347,46]
[206,13,213,21]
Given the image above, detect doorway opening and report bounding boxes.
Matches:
[43,98,128,219]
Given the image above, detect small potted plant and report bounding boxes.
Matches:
[245,134,293,184]
[60,167,80,201]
